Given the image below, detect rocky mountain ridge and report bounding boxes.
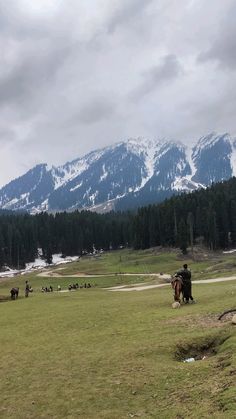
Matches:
[0,133,235,213]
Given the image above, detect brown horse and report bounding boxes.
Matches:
[10,287,19,300]
[171,275,183,303]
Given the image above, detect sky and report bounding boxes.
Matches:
[0,0,236,186]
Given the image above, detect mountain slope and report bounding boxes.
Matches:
[0,133,235,213]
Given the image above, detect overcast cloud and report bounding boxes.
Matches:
[0,0,236,186]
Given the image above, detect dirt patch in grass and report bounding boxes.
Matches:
[0,295,24,303]
[0,295,11,302]
[164,313,227,329]
[174,333,230,362]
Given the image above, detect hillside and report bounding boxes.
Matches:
[0,249,236,418]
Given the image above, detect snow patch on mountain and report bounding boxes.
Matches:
[185,145,197,179]
[52,149,105,190]
[2,192,32,210]
[70,181,83,192]
[100,164,108,182]
[89,191,99,205]
[0,133,235,213]
[192,132,230,159]
[230,139,236,177]
[126,138,162,192]
[172,177,205,191]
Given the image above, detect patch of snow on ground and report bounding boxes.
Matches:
[0,254,80,278]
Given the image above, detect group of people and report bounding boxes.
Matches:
[68,282,92,290]
[174,263,195,304]
[40,283,93,292]
[12,264,195,306]
[41,285,53,293]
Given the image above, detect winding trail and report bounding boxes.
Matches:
[37,269,236,292]
[2,266,236,293]
[36,271,171,279]
[36,269,236,292]
[106,275,236,291]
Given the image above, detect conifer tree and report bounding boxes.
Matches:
[178,219,188,254]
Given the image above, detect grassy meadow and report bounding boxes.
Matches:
[0,248,236,418]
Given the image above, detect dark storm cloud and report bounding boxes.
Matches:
[76,98,116,124]
[0,45,70,108]
[198,2,236,70]
[130,55,183,101]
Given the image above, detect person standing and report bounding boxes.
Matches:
[25,280,30,298]
[176,264,195,303]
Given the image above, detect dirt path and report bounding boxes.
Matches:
[107,275,236,291]
[2,268,236,292]
[37,270,171,279]
[37,271,113,278]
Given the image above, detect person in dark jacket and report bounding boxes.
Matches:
[176,264,195,303]
[25,280,30,298]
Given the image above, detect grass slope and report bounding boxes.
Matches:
[0,248,236,418]
[51,248,236,279]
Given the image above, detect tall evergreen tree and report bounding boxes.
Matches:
[178,219,188,254]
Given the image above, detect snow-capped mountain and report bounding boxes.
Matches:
[0,133,235,213]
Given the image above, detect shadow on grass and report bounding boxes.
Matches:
[0,295,24,303]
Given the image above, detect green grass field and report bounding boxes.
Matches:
[52,248,236,280]
[0,248,236,418]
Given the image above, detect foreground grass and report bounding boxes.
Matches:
[1,277,236,418]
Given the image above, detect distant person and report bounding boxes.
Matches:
[57,285,61,292]
[176,264,195,303]
[25,280,30,298]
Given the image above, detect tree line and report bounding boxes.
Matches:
[0,177,236,269]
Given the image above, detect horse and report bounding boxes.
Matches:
[171,275,183,303]
[10,287,19,300]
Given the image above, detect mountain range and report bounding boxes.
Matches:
[0,132,235,213]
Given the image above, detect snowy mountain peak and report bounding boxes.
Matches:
[0,133,236,213]
[192,132,231,160]
[124,137,159,159]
